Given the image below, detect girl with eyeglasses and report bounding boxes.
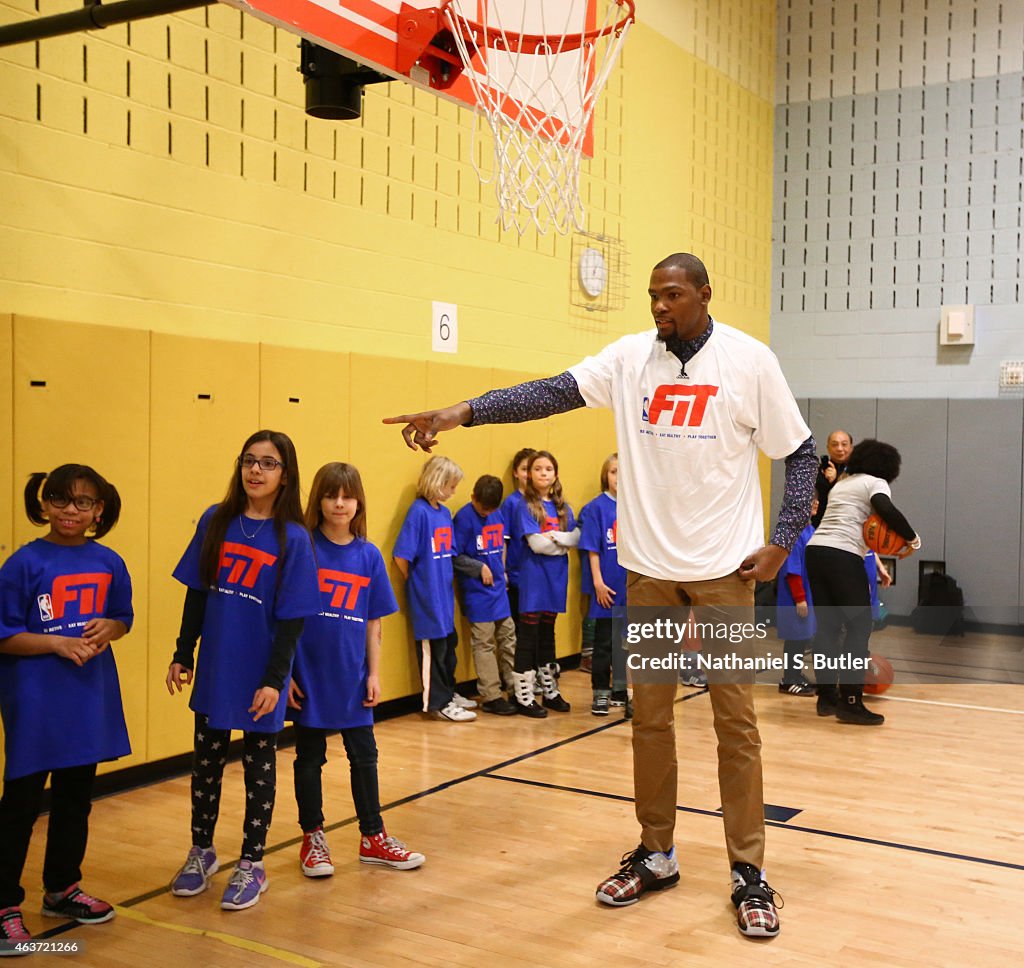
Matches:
[166,430,320,911]
[0,465,132,945]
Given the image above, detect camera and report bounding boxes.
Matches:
[820,455,831,469]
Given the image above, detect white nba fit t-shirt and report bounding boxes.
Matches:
[568,321,810,582]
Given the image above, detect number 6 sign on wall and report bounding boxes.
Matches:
[432,302,459,354]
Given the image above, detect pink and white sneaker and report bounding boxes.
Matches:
[41,885,115,924]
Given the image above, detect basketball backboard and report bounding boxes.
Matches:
[221,0,603,153]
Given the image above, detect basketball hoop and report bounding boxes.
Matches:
[438,1,635,235]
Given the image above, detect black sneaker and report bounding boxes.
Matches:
[542,693,571,713]
[609,690,627,706]
[730,863,782,937]
[41,885,115,924]
[481,698,517,716]
[0,905,31,946]
[778,676,816,696]
[591,692,611,716]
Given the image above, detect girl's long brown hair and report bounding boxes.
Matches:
[305,463,368,539]
[199,430,305,587]
[524,450,569,530]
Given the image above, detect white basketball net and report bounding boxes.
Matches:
[441,1,634,235]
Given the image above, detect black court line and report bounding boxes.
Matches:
[58,689,711,928]
[482,773,1024,873]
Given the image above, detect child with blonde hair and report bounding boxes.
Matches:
[394,456,475,722]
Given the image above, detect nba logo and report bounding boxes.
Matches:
[37,594,54,621]
[642,396,650,422]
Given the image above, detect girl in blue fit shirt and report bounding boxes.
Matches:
[288,462,424,877]
[0,465,132,945]
[579,454,628,717]
[393,455,475,723]
[512,450,578,717]
[166,430,320,911]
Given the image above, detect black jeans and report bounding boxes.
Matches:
[590,617,626,691]
[293,725,382,836]
[806,545,872,689]
[515,612,556,672]
[0,763,97,907]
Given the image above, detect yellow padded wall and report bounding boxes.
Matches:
[9,318,151,773]
[147,333,259,760]
[258,343,351,493]
[0,316,11,563]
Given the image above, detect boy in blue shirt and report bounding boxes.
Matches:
[453,476,517,715]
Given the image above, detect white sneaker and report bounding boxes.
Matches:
[432,701,476,722]
[451,693,478,710]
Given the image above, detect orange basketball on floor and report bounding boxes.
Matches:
[863,653,895,694]
[863,513,908,557]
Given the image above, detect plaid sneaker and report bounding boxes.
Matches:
[0,906,31,946]
[359,832,425,870]
[220,860,268,911]
[300,828,335,878]
[170,845,219,896]
[41,885,115,924]
[595,845,679,906]
[731,863,782,937]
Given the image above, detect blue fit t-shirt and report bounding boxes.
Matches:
[500,490,528,586]
[453,503,510,623]
[393,498,455,640]
[578,493,626,619]
[516,498,575,614]
[776,522,817,641]
[288,530,398,730]
[173,506,320,732]
[0,539,133,780]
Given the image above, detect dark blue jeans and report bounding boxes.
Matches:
[293,724,383,837]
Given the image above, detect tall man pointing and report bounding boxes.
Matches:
[385,253,816,939]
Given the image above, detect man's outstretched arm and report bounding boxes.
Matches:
[383,372,586,451]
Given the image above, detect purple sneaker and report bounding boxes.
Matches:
[171,846,219,897]
[220,860,268,911]
[41,885,115,924]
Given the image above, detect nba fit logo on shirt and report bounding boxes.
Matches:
[642,384,719,427]
[478,523,504,551]
[215,542,277,602]
[430,527,453,556]
[318,569,371,619]
[36,572,112,622]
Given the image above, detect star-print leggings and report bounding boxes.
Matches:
[189,714,278,862]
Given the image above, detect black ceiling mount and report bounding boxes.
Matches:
[299,40,394,121]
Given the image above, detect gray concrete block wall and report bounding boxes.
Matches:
[772,0,1024,399]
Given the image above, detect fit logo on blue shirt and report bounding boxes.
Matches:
[542,516,559,533]
[37,572,112,621]
[218,542,277,587]
[478,523,504,551]
[319,569,371,612]
[431,527,453,555]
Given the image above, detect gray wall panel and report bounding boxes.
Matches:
[875,400,949,616]
[946,400,1023,625]
[807,399,877,455]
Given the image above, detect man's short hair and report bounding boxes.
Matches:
[653,252,710,288]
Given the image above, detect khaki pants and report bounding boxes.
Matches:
[627,570,765,868]
[469,617,516,702]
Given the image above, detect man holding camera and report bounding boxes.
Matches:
[812,429,853,526]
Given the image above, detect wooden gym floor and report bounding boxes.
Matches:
[16,625,1024,967]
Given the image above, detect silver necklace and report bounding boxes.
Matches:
[238,514,269,540]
